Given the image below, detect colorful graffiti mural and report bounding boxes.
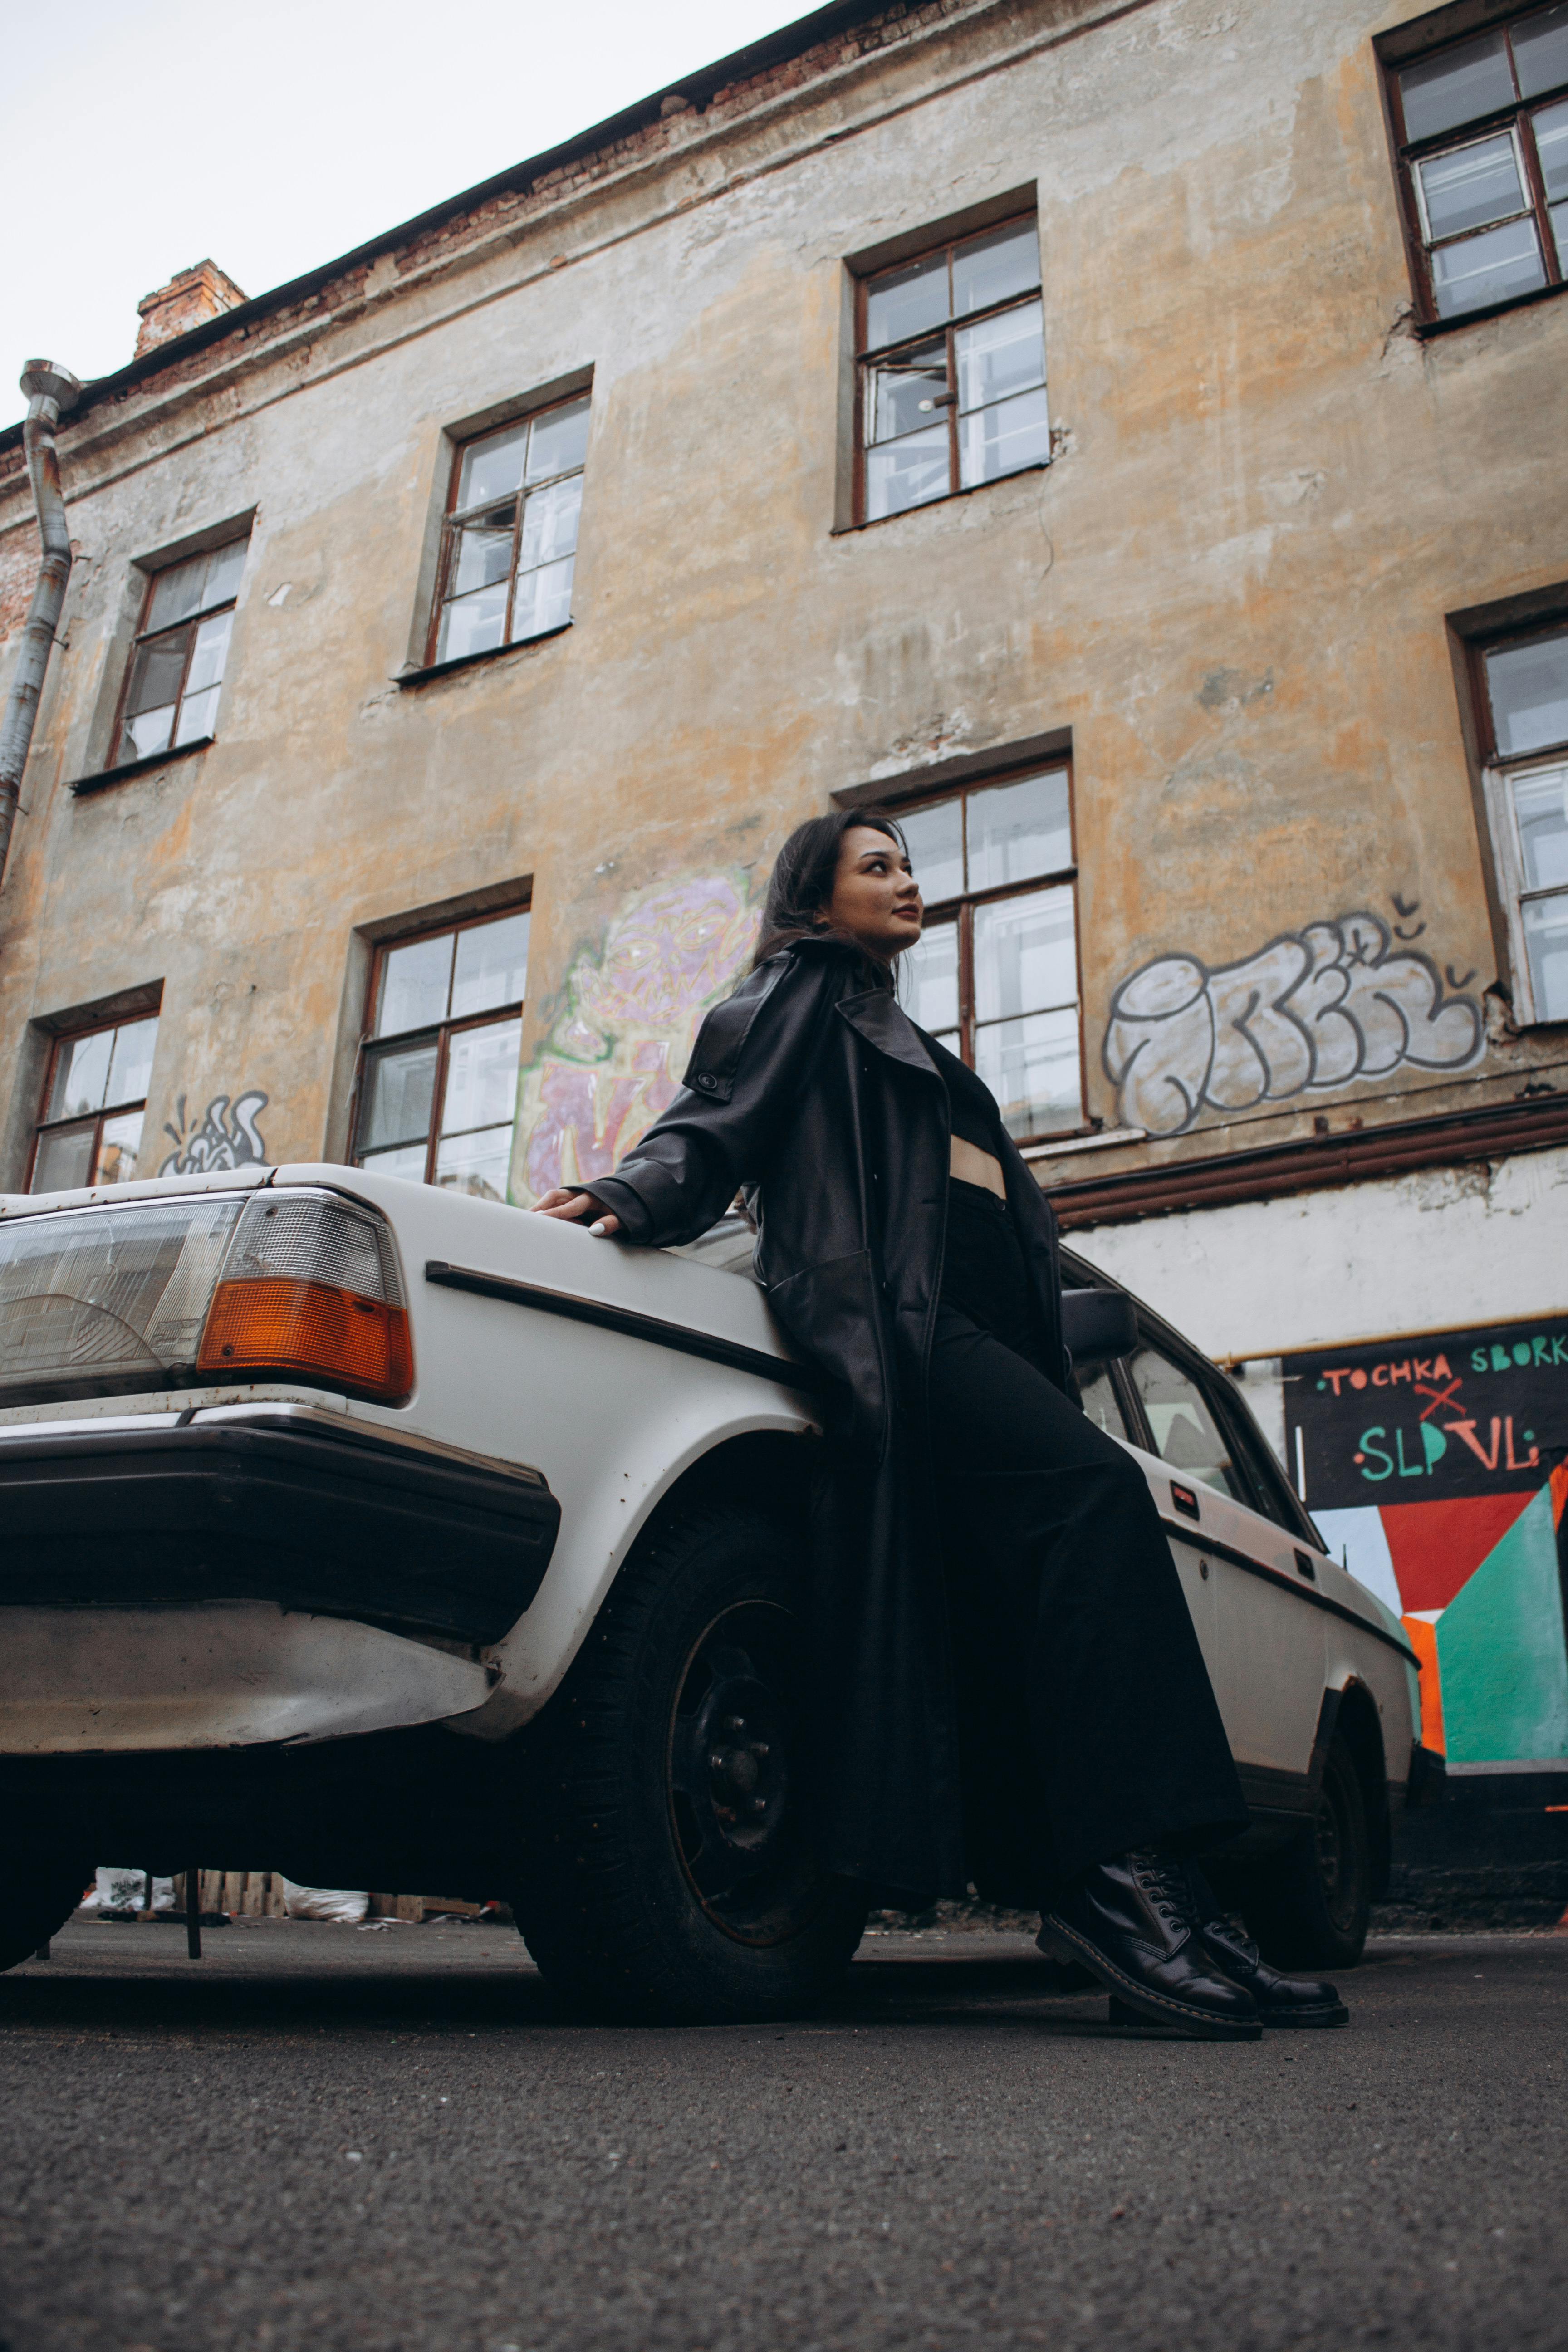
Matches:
[1285,1321,1568,1765]
[514,875,758,1205]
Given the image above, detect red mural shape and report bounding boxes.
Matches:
[1381,1491,1537,1612]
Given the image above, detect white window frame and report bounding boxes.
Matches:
[1484,751,1568,1024]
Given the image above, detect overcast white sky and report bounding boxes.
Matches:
[1,0,814,429]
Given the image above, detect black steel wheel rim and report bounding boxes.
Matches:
[666,1598,830,1947]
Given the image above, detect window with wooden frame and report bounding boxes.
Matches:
[430,396,590,665]
[352,907,530,1200]
[1475,620,1568,1021]
[29,1012,160,1192]
[1384,4,1568,322]
[114,536,249,765]
[855,216,1049,524]
[895,764,1082,1140]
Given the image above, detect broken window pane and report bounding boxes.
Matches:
[31,1123,97,1195]
[866,342,949,444]
[457,423,528,511]
[526,397,590,482]
[119,629,190,761]
[1486,630,1568,754]
[377,932,454,1037]
[1515,3,1568,97]
[952,221,1040,316]
[1523,892,1568,1018]
[900,798,964,903]
[1417,134,1528,238]
[974,884,1078,1023]
[865,423,950,519]
[105,1018,159,1109]
[955,301,1045,412]
[49,1029,113,1121]
[966,770,1072,892]
[95,1110,145,1186]
[975,1005,1082,1138]
[1400,31,1514,142]
[438,580,510,662]
[450,508,518,598]
[451,911,530,1019]
[899,918,959,1034]
[866,252,949,350]
[359,1039,440,1155]
[1430,213,1545,312]
[958,385,1052,488]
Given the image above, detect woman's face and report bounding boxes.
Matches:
[822,825,924,962]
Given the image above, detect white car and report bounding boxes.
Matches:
[0,1164,1427,2019]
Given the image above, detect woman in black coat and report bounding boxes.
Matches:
[536,812,1345,2038]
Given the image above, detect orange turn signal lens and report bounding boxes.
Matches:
[196,1276,414,1404]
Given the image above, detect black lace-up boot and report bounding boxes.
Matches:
[1183,1865,1348,2027]
[1038,1851,1262,2040]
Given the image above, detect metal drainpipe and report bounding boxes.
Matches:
[0,362,83,894]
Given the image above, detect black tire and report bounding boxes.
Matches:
[0,1853,93,1972]
[1243,1734,1372,1970]
[510,1500,869,2024]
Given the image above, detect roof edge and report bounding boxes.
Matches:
[0,0,913,456]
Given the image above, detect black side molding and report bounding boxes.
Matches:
[1157,1515,1419,1666]
[425,1260,823,1395]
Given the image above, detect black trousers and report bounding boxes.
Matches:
[928,1306,1248,1904]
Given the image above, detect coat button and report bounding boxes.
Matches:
[697,1073,718,1091]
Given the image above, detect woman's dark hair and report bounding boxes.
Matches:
[751,810,907,974]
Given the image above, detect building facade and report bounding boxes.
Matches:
[2,0,1567,1845]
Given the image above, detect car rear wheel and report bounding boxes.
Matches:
[1243,1734,1372,1970]
[510,1500,869,2024]
[0,1851,93,1971]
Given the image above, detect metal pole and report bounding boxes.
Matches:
[0,363,81,895]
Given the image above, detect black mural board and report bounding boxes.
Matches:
[1283,1317,1568,1513]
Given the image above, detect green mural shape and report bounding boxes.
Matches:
[1437,1485,1568,1763]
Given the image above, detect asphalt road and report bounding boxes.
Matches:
[0,1918,1563,2352]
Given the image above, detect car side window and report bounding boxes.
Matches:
[1076,1362,1130,1440]
[1128,1343,1246,1502]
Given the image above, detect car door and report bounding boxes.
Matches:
[1080,1349,1219,1681]
[1124,1335,1325,1794]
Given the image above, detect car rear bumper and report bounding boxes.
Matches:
[0,1404,560,1646]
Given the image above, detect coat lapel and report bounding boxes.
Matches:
[836,990,943,1082]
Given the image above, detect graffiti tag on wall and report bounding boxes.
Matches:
[158,1091,270,1176]
[515,877,758,1203]
[1102,909,1483,1137]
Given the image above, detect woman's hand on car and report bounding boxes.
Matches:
[532,1187,622,1236]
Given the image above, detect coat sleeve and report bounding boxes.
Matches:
[583,947,839,1248]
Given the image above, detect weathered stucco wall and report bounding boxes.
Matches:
[0,0,1563,1204]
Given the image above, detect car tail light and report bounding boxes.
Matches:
[196,1194,413,1404]
[0,1187,412,1409]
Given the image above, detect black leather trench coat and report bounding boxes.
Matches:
[589,936,1068,1900]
